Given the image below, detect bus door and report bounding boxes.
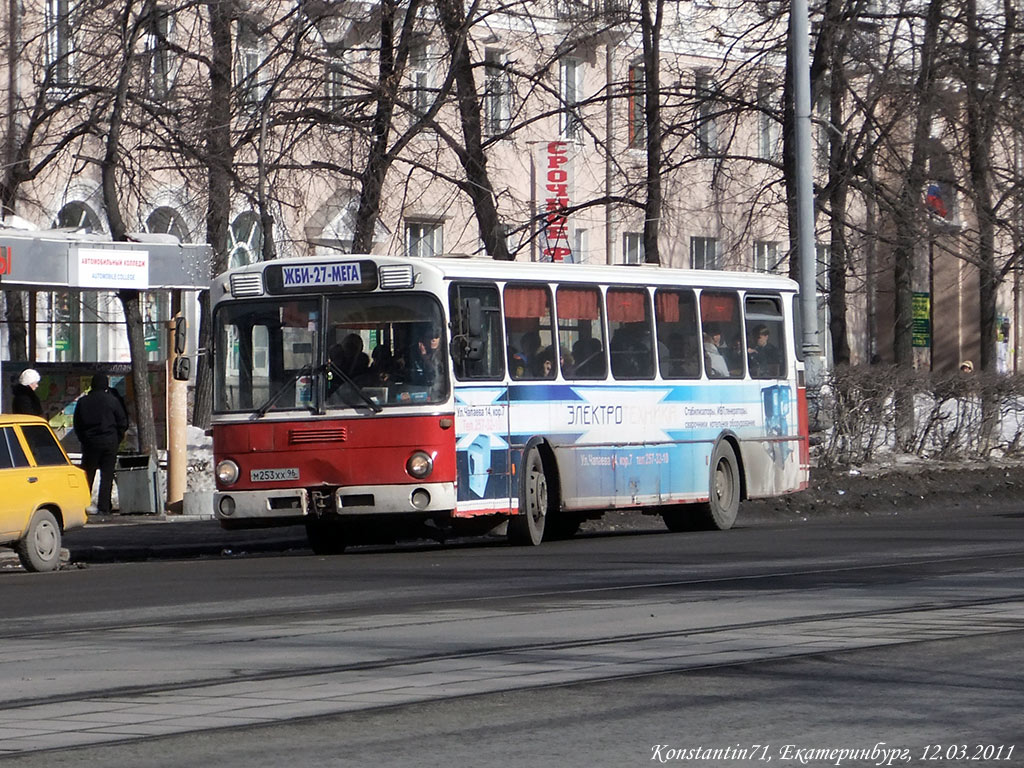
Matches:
[744,294,796,491]
[450,283,513,515]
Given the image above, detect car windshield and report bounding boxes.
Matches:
[213,294,448,414]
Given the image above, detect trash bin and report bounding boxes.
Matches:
[115,454,163,514]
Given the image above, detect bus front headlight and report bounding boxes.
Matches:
[406,451,433,479]
[216,459,240,485]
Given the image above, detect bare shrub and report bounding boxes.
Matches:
[816,366,1024,467]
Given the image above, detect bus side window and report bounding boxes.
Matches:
[449,282,504,380]
[558,285,605,380]
[744,295,786,379]
[504,284,555,381]
[655,289,700,379]
[699,290,743,379]
[607,287,654,380]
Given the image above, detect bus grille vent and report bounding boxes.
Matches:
[289,428,348,444]
[230,273,265,297]
[378,264,415,290]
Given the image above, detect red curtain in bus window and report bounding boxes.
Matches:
[557,287,600,320]
[504,285,550,318]
[655,291,680,323]
[700,291,737,322]
[607,289,647,323]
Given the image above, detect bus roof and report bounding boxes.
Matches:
[214,255,800,296]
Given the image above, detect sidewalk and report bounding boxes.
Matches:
[1,513,310,569]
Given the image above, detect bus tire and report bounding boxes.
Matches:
[699,441,740,530]
[305,518,347,555]
[508,448,548,546]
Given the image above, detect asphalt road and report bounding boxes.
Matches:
[1,501,1021,767]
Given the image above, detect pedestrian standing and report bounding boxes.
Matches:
[11,369,44,416]
[73,373,128,515]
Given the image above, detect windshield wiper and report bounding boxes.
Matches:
[325,360,383,413]
[252,364,313,419]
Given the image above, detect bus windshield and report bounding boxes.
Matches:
[213,294,448,414]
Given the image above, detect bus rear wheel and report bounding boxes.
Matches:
[508,448,548,546]
[698,441,740,530]
[305,518,347,555]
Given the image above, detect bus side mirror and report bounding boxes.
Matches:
[172,356,191,381]
[173,316,187,355]
[457,298,485,362]
[461,297,483,338]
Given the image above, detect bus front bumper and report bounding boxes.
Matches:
[214,482,457,522]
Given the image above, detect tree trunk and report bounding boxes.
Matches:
[102,0,157,456]
[640,0,663,265]
[192,0,235,430]
[434,0,510,260]
[352,0,402,254]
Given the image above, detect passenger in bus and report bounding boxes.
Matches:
[532,347,557,379]
[572,337,604,377]
[726,333,746,375]
[409,327,444,396]
[330,333,370,379]
[559,346,575,378]
[508,346,528,379]
[519,330,542,368]
[611,325,651,378]
[747,324,782,377]
[665,332,700,377]
[361,344,395,386]
[703,327,730,377]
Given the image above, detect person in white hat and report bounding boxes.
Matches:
[12,368,43,416]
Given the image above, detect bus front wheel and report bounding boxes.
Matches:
[699,441,740,530]
[508,448,548,546]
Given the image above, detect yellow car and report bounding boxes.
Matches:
[0,414,90,572]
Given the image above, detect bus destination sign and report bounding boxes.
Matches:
[264,259,379,294]
[283,262,360,288]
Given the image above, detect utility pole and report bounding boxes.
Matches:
[792,0,823,390]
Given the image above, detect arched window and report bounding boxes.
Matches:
[229,212,263,269]
[145,207,190,241]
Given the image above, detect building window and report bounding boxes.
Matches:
[325,46,348,112]
[753,241,779,273]
[572,228,587,264]
[628,63,646,148]
[757,81,780,161]
[236,22,263,106]
[409,40,431,114]
[46,0,73,86]
[484,49,511,136]
[695,72,717,155]
[406,221,442,258]
[623,232,643,265]
[690,236,718,270]
[145,7,174,99]
[560,58,583,141]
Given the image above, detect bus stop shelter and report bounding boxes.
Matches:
[0,227,212,512]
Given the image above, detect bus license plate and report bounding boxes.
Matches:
[250,468,299,482]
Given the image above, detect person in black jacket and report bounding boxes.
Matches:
[11,369,43,416]
[73,373,128,515]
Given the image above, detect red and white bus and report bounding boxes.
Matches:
[211,255,809,552]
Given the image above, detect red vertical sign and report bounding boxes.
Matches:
[540,142,573,262]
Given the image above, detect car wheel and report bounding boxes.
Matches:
[16,509,62,572]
